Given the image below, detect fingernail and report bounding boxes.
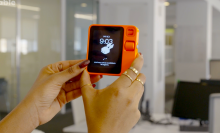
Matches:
[139,52,142,55]
[79,60,90,69]
[92,84,96,88]
[100,75,103,78]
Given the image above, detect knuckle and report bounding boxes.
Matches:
[41,64,56,74]
[67,66,76,74]
[138,73,146,85]
[58,63,64,72]
[41,65,49,72]
[67,65,81,74]
[113,89,121,97]
[113,87,123,97]
[126,97,134,106]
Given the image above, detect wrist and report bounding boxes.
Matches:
[21,96,40,128]
[0,98,39,133]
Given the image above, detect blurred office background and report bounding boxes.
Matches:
[0,0,220,133]
[0,0,97,110]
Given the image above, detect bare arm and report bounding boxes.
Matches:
[0,99,39,133]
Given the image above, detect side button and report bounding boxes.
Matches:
[125,41,135,51]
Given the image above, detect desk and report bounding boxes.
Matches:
[63,121,208,133]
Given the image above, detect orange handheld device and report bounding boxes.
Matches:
[86,24,139,76]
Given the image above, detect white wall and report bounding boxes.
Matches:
[175,0,212,82]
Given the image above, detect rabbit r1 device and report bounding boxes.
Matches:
[86,24,139,76]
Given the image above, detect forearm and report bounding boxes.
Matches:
[0,99,39,133]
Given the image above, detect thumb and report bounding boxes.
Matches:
[52,60,90,84]
[80,70,95,96]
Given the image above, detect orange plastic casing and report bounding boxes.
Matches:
[86,24,139,76]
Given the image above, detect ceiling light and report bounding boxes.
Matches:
[18,5,40,11]
[165,2,170,6]
[74,14,95,21]
[81,3,87,7]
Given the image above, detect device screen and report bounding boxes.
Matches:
[88,26,124,74]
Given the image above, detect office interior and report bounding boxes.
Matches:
[1,0,220,133]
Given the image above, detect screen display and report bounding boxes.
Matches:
[88,26,124,74]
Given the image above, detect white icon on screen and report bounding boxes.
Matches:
[100,38,114,55]
[101,43,114,54]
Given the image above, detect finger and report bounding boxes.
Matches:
[90,75,102,83]
[80,70,95,96]
[135,88,144,108]
[47,59,86,73]
[69,74,102,83]
[112,53,144,88]
[51,60,90,85]
[130,73,146,106]
[64,81,80,93]
[66,89,82,103]
[64,75,101,92]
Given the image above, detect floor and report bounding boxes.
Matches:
[0,75,176,133]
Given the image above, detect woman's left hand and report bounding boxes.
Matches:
[23,59,100,126]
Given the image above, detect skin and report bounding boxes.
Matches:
[0,54,145,133]
[81,54,145,133]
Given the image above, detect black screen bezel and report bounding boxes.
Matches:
[87,26,124,74]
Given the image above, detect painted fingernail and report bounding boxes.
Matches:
[92,84,96,88]
[139,52,142,55]
[79,60,90,69]
[100,75,103,78]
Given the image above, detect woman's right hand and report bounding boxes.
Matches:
[80,54,145,133]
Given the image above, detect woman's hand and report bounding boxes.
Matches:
[80,54,145,133]
[26,59,101,126]
[0,59,102,133]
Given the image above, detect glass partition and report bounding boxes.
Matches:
[0,4,17,111]
[66,0,97,60]
[0,0,98,113]
[19,0,62,101]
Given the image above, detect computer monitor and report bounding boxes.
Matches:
[210,60,220,80]
[201,79,220,86]
[172,81,220,121]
